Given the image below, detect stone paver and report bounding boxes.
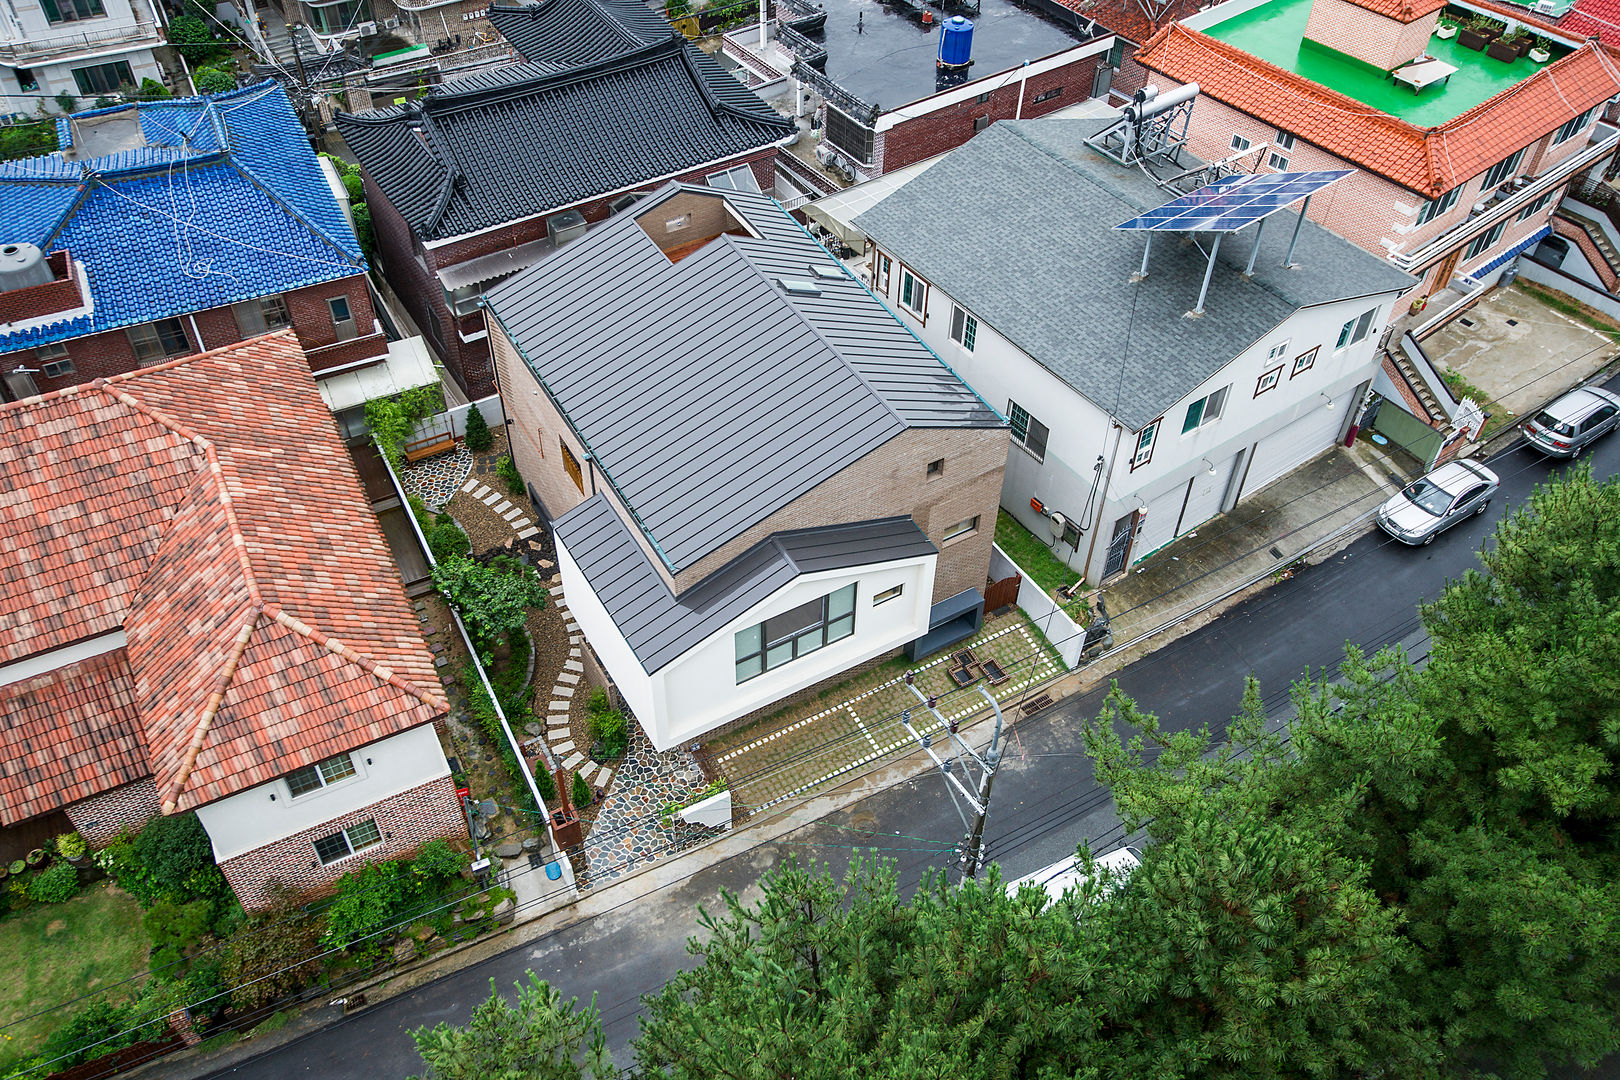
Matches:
[553,740,576,755]
[581,733,710,887]
[563,751,586,769]
[555,685,574,698]
[398,442,473,508]
[461,479,481,494]
[518,527,540,539]
[559,672,580,685]
[549,700,571,712]
[563,659,583,673]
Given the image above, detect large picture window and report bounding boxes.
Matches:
[72,60,131,95]
[43,0,105,23]
[735,584,856,683]
[127,318,190,365]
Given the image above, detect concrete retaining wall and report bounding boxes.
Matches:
[991,543,1084,669]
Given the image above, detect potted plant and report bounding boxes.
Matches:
[1530,35,1552,61]
[1505,27,1535,55]
[25,848,46,867]
[56,831,88,866]
[1458,14,1502,49]
[1436,16,1457,39]
[8,860,23,876]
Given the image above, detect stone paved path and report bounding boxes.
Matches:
[580,732,713,887]
[400,442,473,508]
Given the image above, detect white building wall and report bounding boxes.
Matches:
[196,724,451,861]
[558,531,937,750]
[0,0,165,114]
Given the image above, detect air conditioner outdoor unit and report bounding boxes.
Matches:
[357,19,378,34]
[547,209,588,246]
[383,15,400,28]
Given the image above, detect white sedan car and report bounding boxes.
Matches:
[1376,459,1500,546]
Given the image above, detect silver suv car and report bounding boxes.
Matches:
[1521,386,1620,458]
[1377,459,1500,545]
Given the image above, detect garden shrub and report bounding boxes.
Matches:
[585,686,610,716]
[433,555,546,665]
[428,513,470,562]
[145,897,214,963]
[27,860,78,903]
[465,668,541,820]
[41,999,158,1070]
[463,404,493,452]
[351,202,375,259]
[55,831,87,859]
[366,385,443,469]
[571,771,592,808]
[411,839,465,883]
[137,77,171,99]
[321,860,413,952]
[222,890,325,1012]
[534,763,557,802]
[0,120,57,162]
[55,92,76,113]
[588,709,628,759]
[134,811,227,904]
[168,13,224,63]
[497,454,525,496]
[194,66,236,94]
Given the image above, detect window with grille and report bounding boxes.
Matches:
[1415,188,1460,226]
[826,106,875,164]
[1007,400,1049,462]
[1482,148,1525,190]
[127,318,190,366]
[313,819,383,865]
[1132,419,1160,469]
[286,753,357,798]
[949,305,976,351]
[898,267,926,316]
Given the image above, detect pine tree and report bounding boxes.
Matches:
[463,404,493,452]
[408,972,615,1080]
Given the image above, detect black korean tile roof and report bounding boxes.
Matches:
[335,35,793,241]
[487,0,673,65]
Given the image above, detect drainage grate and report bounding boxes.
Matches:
[1269,546,1284,559]
[1019,694,1055,716]
[1459,317,1475,327]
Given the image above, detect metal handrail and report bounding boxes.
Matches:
[0,17,159,61]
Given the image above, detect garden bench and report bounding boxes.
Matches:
[404,434,457,463]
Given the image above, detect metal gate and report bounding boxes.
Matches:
[984,572,1022,612]
[1103,512,1135,577]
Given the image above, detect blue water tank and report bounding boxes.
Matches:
[938,16,974,68]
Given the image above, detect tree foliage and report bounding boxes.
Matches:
[366,385,444,469]
[464,404,493,452]
[433,554,547,664]
[408,972,616,1080]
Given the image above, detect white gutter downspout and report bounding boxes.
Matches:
[1015,59,1030,120]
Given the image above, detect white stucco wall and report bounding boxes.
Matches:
[196,724,452,861]
[558,533,937,750]
[870,260,1401,583]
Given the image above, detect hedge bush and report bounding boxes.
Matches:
[27,861,79,903]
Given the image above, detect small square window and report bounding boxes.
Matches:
[312,832,350,865]
[1266,340,1289,362]
[1291,346,1320,375]
[976,91,990,104]
[41,358,75,377]
[873,584,904,605]
[942,515,979,543]
[328,295,352,324]
[1230,133,1251,151]
[1255,366,1283,396]
[345,819,382,851]
[926,458,944,477]
[1274,129,1296,150]
[1267,152,1289,171]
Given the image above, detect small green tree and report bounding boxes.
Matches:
[408,972,616,1080]
[463,404,493,452]
[167,13,221,63]
[136,77,171,100]
[367,385,444,468]
[534,763,557,802]
[194,66,236,94]
[570,771,591,808]
[432,555,547,664]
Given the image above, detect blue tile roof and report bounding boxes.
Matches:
[2,82,365,354]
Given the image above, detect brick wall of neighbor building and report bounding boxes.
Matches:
[496,325,1007,603]
[0,252,82,324]
[66,778,163,847]
[367,145,781,399]
[1302,0,1437,71]
[8,275,379,395]
[218,775,464,908]
[878,58,1106,173]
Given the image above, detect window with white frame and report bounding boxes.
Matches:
[1517,190,1555,221]
[1481,148,1526,190]
[734,584,856,683]
[874,252,892,294]
[873,584,903,605]
[1552,106,1597,146]
[313,819,383,865]
[1230,133,1251,151]
[1267,151,1289,171]
[1465,221,1506,261]
[1007,400,1049,461]
[898,266,926,316]
[1266,339,1290,362]
[1274,129,1296,150]
[1335,309,1377,350]
[1182,385,1229,433]
[286,752,358,797]
[1131,419,1161,469]
[1415,188,1461,226]
[949,304,977,351]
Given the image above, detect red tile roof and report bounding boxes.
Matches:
[0,333,447,824]
[0,648,149,823]
[1338,0,1446,22]
[1561,0,1620,44]
[1049,0,1206,46]
[1135,24,1620,195]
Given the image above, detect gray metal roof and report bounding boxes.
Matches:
[852,120,1418,432]
[334,38,791,241]
[554,494,936,673]
[485,185,1000,575]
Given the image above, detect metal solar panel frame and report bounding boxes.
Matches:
[1115,169,1353,316]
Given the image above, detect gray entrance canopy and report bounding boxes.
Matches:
[1116,169,1353,315]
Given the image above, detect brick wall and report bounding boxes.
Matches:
[0,251,83,324]
[219,774,463,909]
[879,56,1107,173]
[66,778,162,847]
[305,330,391,373]
[1302,0,1436,71]
[1552,213,1619,290]
[366,144,782,400]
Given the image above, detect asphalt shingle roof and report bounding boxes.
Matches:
[0,83,365,354]
[488,0,674,65]
[1135,26,1620,197]
[0,333,446,822]
[555,493,937,673]
[335,33,793,241]
[486,185,1000,574]
[852,120,1416,432]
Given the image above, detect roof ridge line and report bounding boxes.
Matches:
[226,154,366,267]
[429,35,681,110]
[712,232,910,432]
[265,604,450,712]
[159,604,261,814]
[676,45,792,129]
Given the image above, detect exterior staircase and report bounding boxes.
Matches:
[1387,344,1450,423]
[1553,209,1620,292]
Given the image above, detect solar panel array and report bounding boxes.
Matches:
[1115,170,1353,233]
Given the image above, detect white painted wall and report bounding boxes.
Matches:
[558,533,937,750]
[869,260,1400,583]
[196,724,452,861]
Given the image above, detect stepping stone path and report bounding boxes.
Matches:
[400,442,474,508]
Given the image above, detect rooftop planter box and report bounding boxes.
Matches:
[1457,27,1491,49]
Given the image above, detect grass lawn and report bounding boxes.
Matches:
[994,510,1091,611]
[0,884,148,1071]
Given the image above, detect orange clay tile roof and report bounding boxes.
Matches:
[1047,0,1204,46]
[1337,0,1446,22]
[0,332,447,824]
[1135,24,1620,196]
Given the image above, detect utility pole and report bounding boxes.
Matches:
[286,25,320,142]
[898,675,1007,880]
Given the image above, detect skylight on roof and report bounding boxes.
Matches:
[778,278,823,296]
[810,264,843,280]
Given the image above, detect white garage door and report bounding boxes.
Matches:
[1132,483,1186,565]
[1241,391,1352,498]
[1176,451,1241,537]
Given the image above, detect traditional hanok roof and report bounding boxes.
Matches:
[334,33,792,242]
[487,0,674,65]
[0,82,364,354]
[1135,24,1620,196]
[0,333,445,823]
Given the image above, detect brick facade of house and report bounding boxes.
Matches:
[7,274,380,396]
[66,778,162,847]
[218,774,464,908]
[366,146,782,399]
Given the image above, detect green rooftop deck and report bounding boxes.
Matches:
[1202,0,1545,125]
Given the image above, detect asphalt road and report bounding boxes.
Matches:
[206,396,1620,1080]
